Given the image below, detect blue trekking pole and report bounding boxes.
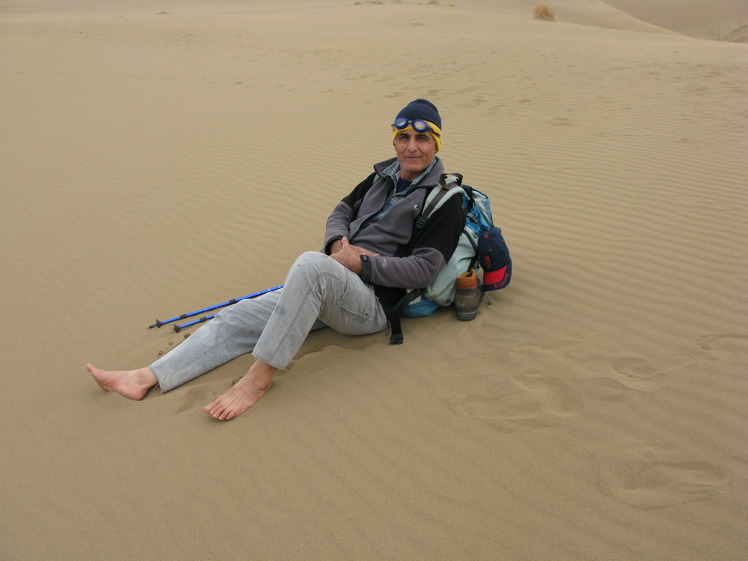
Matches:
[147,285,283,330]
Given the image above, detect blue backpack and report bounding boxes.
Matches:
[401,173,511,317]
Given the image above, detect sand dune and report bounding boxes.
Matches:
[607,0,748,39]
[1,1,747,560]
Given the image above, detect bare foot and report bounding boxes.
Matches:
[87,363,158,401]
[203,361,276,421]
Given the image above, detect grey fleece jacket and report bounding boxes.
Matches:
[324,157,465,299]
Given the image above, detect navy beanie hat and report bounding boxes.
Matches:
[395,99,442,130]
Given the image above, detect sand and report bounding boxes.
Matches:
[1,0,747,559]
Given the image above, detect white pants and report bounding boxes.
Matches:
[150,251,389,392]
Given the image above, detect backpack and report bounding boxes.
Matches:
[400,173,511,318]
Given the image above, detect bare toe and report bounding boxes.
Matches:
[203,378,271,421]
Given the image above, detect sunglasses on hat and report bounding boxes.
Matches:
[391,118,441,137]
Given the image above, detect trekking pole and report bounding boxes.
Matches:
[173,314,214,333]
[147,284,283,329]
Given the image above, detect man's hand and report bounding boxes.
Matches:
[329,239,344,255]
[330,237,378,275]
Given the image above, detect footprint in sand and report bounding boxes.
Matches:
[174,383,225,414]
[696,333,748,354]
[548,116,574,126]
[597,441,729,509]
[508,340,577,358]
[611,357,658,381]
[450,373,583,432]
[599,355,675,392]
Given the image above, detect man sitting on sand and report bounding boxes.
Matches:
[88,99,465,421]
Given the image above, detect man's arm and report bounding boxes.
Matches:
[361,194,465,289]
[323,172,377,255]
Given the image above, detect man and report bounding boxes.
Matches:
[87,99,465,421]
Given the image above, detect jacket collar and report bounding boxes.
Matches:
[374,156,444,189]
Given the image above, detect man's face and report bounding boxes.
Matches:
[394,129,437,181]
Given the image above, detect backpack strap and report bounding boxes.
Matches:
[387,301,405,345]
[373,286,409,345]
[415,173,466,231]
